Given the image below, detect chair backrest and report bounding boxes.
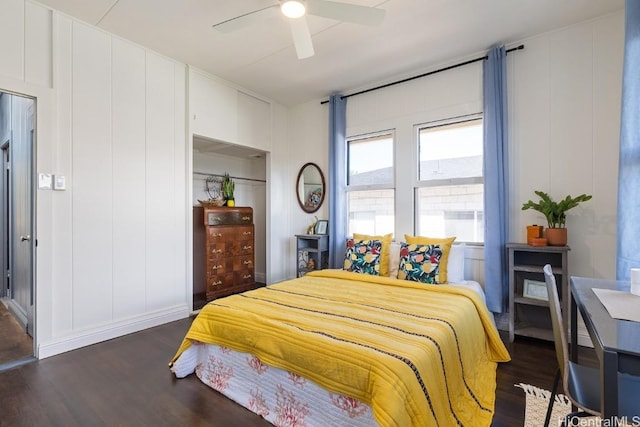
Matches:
[543,264,568,377]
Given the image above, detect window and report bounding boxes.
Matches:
[416,117,484,242]
[346,132,394,236]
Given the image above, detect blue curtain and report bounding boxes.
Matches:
[328,94,347,268]
[483,46,509,313]
[617,0,640,281]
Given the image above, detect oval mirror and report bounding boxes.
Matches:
[296,162,325,213]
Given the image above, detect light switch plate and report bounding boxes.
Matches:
[52,174,66,191]
[38,173,52,190]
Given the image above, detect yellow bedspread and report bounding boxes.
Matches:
[171,270,510,427]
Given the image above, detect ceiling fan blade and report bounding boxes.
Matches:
[212,5,279,33]
[306,0,385,26]
[289,17,315,59]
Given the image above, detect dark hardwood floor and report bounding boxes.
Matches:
[0,301,33,365]
[0,316,595,426]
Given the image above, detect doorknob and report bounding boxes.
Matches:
[20,235,31,242]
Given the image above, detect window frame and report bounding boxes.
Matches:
[413,114,484,243]
[345,130,396,237]
[346,130,396,192]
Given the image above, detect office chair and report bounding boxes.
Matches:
[542,264,640,426]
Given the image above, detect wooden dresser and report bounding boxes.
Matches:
[193,206,255,302]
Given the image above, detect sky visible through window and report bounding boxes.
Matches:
[420,120,483,161]
[349,136,393,177]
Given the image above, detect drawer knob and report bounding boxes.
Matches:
[211,264,223,270]
[243,260,252,265]
[243,231,252,236]
[213,280,222,286]
[243,245,252,250]
[212,249,223,254]
[242,216,251,221]
[243,274,252,279]
[212,217,222,221]
[212,233,222,237]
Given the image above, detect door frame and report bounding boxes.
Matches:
[0,90,37,357]
[1,137,9,300]
[0,77,49,360]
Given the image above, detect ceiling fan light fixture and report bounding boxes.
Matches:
[281,0,306,19]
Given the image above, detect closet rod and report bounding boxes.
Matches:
[193,171,266,183]
[320,44,524,104]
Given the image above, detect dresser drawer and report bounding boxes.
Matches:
[206,273,235,292]
[206,272,254,293]
[204,207,253,226]
[207,255,253,276]
[207,225,253,242]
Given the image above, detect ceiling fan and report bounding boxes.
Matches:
[212,0,386,59]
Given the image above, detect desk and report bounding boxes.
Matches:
[570,276,640,418]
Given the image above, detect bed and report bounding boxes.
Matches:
[171,265,510,426]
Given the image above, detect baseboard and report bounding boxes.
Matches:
[37,304,190,359]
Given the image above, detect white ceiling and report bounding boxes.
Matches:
[36,0,624,107]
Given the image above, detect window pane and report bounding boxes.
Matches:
[348,135,393,186]
[417,184,484,242]
[347,189,395,236]
[419,120,482,182]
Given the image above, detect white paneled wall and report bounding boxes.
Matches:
[188,68,273,153]
[0,2,189,357]
[0,0,25,82]
[0,0,625,354]
[346,60,483,244]
[112,37,147,319]
[510,12,624,280]
[71,21,114,327]
[286,12,624,289]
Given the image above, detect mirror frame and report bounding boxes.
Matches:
[296,162,326,213]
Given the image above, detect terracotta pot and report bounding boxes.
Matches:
[545,228,567,246]
[526,225,543,245]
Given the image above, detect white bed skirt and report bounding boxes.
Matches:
[172,342,379,427]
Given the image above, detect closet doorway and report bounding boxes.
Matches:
[192,136,267,311]
[0,90,36,370]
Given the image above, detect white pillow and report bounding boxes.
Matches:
[446,244,466,283]
[389,242,402,278]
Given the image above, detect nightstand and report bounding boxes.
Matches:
[295,234,329,277]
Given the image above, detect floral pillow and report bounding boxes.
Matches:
[343,239,382,275]
[397,243,442,284]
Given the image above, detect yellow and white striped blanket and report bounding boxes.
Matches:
[171,269,510,427]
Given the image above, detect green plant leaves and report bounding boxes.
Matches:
[521,191,592,228]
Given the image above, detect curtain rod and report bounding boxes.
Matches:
[193,171,266,183]
[320,44,524,104]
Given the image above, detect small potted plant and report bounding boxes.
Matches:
[521,190,592,246]
[222,173,235,207]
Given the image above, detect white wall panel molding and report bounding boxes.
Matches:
[188,67,273,151]
[0,0,25,81]
[146,52,181,311]
[25,2,52,88]
[112,37,147,319]
[50,12,73,338]
[37,304,189,359]
[71,20,113,328]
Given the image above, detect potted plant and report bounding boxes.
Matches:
[521,190,592,246]
[222,173,235,207]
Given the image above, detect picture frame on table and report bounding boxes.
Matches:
[315,220,328,235]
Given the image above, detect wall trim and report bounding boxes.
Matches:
[37,304,190,359]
